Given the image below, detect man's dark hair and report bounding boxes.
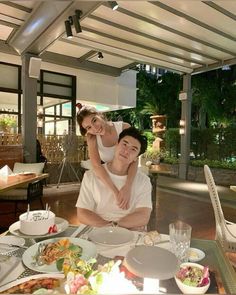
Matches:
[118,127,148,155]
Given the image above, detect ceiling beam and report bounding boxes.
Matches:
[3,1,32,13]
[150,1,236,42]
[82,26,205,66]
[41,51,122,77]
[203,1,236,21]
[69,35,193,73]
[105,4,236,57]
[93,10,219,62]
[192,57,236,75]
[8,1,102,55]
[77,50,97,62]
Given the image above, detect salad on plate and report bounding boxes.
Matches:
[176,264,210,287]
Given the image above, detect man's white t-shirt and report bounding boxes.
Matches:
[76,163,152,222]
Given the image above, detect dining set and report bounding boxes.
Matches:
[0,217,236,295]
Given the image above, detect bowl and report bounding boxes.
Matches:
[174,262,210,294]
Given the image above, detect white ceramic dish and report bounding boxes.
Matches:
[88,226,135,246]
[22,237,97,273]
[0,236,25,254]
[175,262,210,294]
[0,273,65,293]
[188,248,205,262]
[9,217,68,239]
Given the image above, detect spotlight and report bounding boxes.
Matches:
[98,52,104,59]
[73,10,82,34]
[65,19,73,39]
[109,1,119,10]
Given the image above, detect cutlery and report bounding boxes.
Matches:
[134,233,142,247]
[0,243,27,249]
[70,225,90,238]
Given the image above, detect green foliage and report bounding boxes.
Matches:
[0,116,17,132]
[191,159,236,170]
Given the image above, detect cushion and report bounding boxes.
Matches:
[13,162,45,175]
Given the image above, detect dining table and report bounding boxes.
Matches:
[0,223,236,294]
[0,173,49,193]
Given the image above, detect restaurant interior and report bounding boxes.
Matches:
[0,0,236,294]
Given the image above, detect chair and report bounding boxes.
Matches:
[204,165,236,252]
[0,162,45,216]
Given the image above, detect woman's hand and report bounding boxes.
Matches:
[116,184,131,210]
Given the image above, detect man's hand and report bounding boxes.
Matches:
[116,184,131,210]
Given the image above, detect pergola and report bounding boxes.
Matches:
[0,0,236,179]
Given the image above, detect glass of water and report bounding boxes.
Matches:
[169,221,192,263]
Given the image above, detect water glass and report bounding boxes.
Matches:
[169,221,192,263]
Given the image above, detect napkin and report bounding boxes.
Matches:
[0,256,24,286]
[0,165,13,181]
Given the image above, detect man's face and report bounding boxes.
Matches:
[115,135,141,164]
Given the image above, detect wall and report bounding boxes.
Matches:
[0,52,137,111]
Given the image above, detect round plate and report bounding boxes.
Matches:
[124,245,178,279]
[0,236,25,254]
[22,237,97,273]
[9,217,68,239]
[188,247,205,262]
[0,274,64,293]
[88,226,134,246]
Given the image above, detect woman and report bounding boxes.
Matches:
[77,105,137,210]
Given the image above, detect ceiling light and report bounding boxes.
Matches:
[65,20,73,39]
[109,1,119,10]
[73,10,82,34]
[98,52,104,59]
[222,65,231,71]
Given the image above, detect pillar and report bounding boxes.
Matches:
[21,53,38,162]
[179,74,192,179]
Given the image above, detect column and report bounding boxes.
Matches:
[179,74,192,179]
[21,53,39,162]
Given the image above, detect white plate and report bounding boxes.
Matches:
[9,217,69,239]
[0,236,25,254]
[0,273,65,293]
[22,237,97,273]
[188,247,205,262]
[88,226,134,246]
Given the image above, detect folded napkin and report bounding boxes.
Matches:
[0,256,24,286]
[0,165,13,181]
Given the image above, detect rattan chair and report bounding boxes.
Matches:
[204,165,236,252]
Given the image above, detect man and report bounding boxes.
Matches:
[76,127,152,229]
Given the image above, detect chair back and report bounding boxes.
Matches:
[203,165,227,247]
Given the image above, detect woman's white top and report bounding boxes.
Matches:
[96,121,123,163]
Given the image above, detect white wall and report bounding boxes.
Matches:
[0,52,137,111]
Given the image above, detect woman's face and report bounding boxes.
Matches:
[82,114,106,135]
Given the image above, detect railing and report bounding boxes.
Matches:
[0,133,88,164]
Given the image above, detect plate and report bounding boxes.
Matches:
[9,217,69,239]
[124,245,178,279]
[0,236,25,254]
[22,237,97,273]
[88,226,134,246]
[0,273,65,293]
[188,247,205,262]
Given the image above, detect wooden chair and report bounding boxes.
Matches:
[0,162,45,216]
[204,165,236,252]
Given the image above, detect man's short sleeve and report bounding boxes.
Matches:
[134,174,152,209]
[75,171,96,210]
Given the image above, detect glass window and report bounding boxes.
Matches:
[43,72,72,86]
[0,64,19,89]
[0,92,18,112]
[45,106,55,115]
[56,105,60,116]
[45,121,55,135]
[56,120,69,135]
[62,102,72,117]
[43,84,72,97]
[0,114,18,134]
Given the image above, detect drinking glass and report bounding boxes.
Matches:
[169,221,192,263]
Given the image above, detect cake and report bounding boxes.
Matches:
[19,210,55,235]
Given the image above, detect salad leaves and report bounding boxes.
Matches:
[176,265,210,287]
